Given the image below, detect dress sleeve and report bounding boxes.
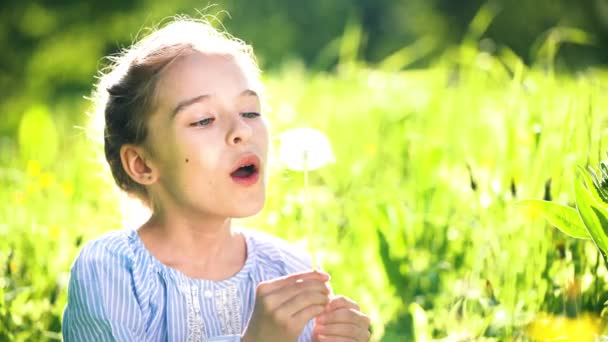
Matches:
[298,320,315,342]
[62,241,146,342]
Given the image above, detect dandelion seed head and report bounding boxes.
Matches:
[278,128,335,171]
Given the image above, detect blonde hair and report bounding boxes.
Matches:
[92,16,262,203]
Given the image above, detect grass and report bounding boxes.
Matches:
[2,45,608,340]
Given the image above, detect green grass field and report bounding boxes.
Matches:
[2,42,608,340]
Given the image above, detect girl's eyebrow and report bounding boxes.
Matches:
[170,89,259,118]
[171,94,211,118]
[240,89,259,99]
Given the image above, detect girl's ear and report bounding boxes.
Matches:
[120,144,158,185]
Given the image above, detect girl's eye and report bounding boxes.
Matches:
[190,118,214,127]
[241,112,261,119]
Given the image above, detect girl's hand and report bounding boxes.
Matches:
[313,295,371,342]
[242,270,331,342]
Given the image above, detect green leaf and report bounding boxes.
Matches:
[579,165,608,205]
[409,302,430,342]
[517,199,590,239]
[574,170,608,256]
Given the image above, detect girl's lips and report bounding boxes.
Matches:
[230,153,261,175]
[230,152,262,186]
[230,169,260,186]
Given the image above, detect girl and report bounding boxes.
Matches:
[62,16,370,342]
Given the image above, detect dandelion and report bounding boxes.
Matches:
[479,192,492,208]
[278,128,335,171]
[278,127,335,269]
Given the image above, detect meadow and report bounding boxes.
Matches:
[2,34,608,341]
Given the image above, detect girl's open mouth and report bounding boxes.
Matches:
[230,155,260,186]
[230,161,260,186]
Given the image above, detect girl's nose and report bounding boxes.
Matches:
[227,114,253,145]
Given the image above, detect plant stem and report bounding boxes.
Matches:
[303,152,317,269]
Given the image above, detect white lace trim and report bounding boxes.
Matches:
[180,283,205,342]
[214,284,243,335]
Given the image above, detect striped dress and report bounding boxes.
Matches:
[62,228,316,341]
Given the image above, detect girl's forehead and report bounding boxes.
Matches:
[155,51,260,106]
[164,52,257,91]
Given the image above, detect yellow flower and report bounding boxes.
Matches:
[26,183,37,194]
[61,182,74,198]
[38,172,55,188]
[527,313,602,341]
[14,191,25,204]
[26,160,41,177]
[364,143,377,156]
[9,260,17,274]
[49,226,60,240]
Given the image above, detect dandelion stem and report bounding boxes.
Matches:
[303,151,317,269]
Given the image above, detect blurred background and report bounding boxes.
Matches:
[2,0,608,340]
[3,0,608,136]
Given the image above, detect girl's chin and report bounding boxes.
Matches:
[230,201,265,219]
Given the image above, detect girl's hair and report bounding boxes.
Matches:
[92,16,261,203]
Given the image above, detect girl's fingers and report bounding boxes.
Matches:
[257,270,330,295]
[328,295,359,311]
[263,279,330,311]
[315,323,370,341]
[314,295,370,341]
[318,308,370,327]
[275,290,330,319]
[290,304,326,330]
[316,335,357,342]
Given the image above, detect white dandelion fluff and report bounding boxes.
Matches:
[278,128,335,171]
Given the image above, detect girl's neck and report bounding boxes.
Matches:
[138,211,247,280]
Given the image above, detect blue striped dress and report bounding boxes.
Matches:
[62,228,316,341]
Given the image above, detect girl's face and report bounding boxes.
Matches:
[144,51,268,219]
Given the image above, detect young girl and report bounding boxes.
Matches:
[62,17,370,342]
